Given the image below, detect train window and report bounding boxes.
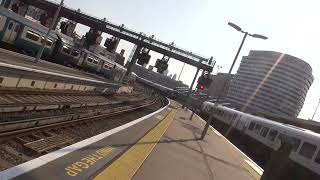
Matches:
[260,127,270,137]
[104,64,112,69]
[41,38,53,47]
[254,124,262,134]
[14,24,20,32]
[267,129,278,141]
[8,22,13,29]
[315,151,320,164]
[277,134,300,151]
[299,142,317,159]
[87,57,94,63]
[62,46,71,54]
[71,50,80,57]
[248,122,255,130]
[0,77,3,84]
[26,31,40,42]
[232,114,238,120]
[93,59,99,64]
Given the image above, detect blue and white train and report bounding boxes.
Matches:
[201,101,320,179]
[0,6,126,81]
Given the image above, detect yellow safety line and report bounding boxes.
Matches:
[94,110,177,180]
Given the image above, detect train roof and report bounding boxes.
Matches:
[0,7,57,38]
[85,49,126,70]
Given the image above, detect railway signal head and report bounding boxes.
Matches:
[137,49,151,65]
[197,74,212,91]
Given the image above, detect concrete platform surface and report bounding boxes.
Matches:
[131,108,262,180]
[94,101,262,180]
[0,100,263,180]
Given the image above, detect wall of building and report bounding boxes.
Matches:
[206,73,233,99]
[226,50,314,117]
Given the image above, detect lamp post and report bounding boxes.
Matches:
[178,62,186,81]
[200,22,268,140]
[312,99,320,120]
[34,0,64,63]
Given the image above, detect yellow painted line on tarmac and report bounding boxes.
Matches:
[94,110,177,180]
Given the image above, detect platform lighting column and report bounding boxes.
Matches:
[35,0,64,63]
[312,98,320,120]
[178,62,186,81]
[200,22,268,140]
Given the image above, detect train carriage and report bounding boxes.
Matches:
[78,50,103,73]
[0,6,57,57]
[201,101,320,179]
[0,6,128,84]
[52,32,81,66]
[101,59,116,79]
[113,63,126,81]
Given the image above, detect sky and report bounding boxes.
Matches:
[59,0,320,121]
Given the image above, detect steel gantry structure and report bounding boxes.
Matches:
[20,0,215,69]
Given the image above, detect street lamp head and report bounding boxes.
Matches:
[228,22,242,32]
[251,34,268,40]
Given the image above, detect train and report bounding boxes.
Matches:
[0,6,126,82]
[201,101,320,179]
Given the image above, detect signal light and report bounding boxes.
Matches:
[196,73,212,90]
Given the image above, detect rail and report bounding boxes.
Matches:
[0,96,164,138]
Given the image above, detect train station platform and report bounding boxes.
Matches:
[0,100,263,180]
[0,48,124,93]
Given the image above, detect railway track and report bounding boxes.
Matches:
[0,94,167,171]
[0,88,146,121]
[0,96,157,137]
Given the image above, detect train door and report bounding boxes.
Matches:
[2,20,20,44]
[97,60,103,72]
[78,51,87,66]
